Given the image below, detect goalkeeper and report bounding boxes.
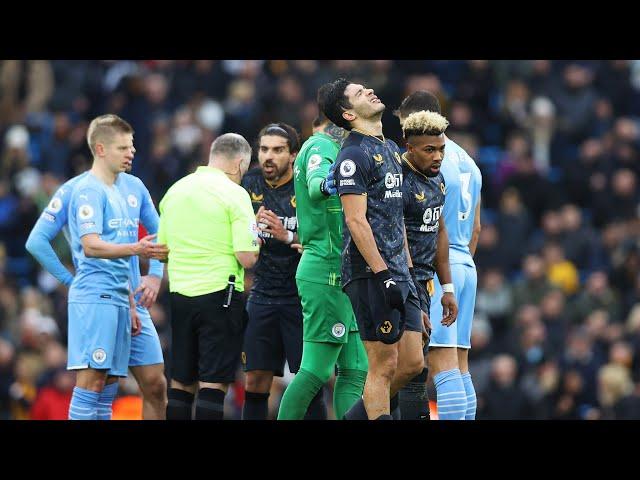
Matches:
[277,90,368,420]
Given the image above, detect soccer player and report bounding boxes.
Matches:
[277,96,368,420]
[400,110,458,420]
[323,78,427,420]
[159,133,258,420]
[241,122,326,420]
[397,91,482,420]
[26,125,170,420]
[60,114,166,420]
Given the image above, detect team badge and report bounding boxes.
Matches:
[340,160,356,177]
[241,352,247,365]
[127,194,138,208]
[92,348,107,364]
[47,197,63,213]
[380,321,393,334]
[290,196,296,208]
[78,204,94,220]
[332,323,346,338]
[440,182,446,195]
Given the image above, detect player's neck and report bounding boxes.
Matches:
[351,118,384,140]
[90,162,118,186]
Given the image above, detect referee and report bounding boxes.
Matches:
[158,133,260,420]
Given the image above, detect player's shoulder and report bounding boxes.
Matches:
[242,167,263,184]
[72,173,102,195]
[118,172,145,189]
[385,138,401,151]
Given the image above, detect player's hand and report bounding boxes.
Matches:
[131,305,141,336]
[421,310,432,346]
[259,209,291,244]
[441,292,458,326]
[134,275,161,309]
[320,162,338,196]
[290,243,303,254]
[135,234,169,261]
[374,269,404,314]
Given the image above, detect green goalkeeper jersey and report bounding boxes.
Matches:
[293,131,343,286]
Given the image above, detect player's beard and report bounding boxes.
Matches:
[261,162,288,182]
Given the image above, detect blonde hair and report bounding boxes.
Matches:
[402,110,449,138]
[86,114,134,156]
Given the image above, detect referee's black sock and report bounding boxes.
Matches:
[399,367,430,420]
[242,391,270,420]
[390,394,401,420]
[195,388,225,420]
[304,388,327,420]
[167,388,194,420]
[343,398,369,420]
[374,414,393,420]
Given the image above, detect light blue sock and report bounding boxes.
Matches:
[433,368,467,420]
[461,372,476,420]
[69,386,100,420]
[97,382,119,420]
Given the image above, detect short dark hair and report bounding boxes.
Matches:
[395,90,442,119]
[318,78,353,130]
[257,122,301,154]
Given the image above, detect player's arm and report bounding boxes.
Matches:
[435,219,458,326]
[232,191,261,269]
[307,148,337,202]
[341,194,388,273]
[81,233,162,259]
[469,198,481,257]
[135,184,167,308]
[25,191,74,286]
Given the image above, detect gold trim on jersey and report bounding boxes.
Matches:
[401,152,430,182]
[351,128,385,143]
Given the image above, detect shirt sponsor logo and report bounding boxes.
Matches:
[78,204,94,220]
[419,223,439,232]
[108,217,139,229]
[127,194,138,208]
[384,190,402,199]
[340,160,356,177]
[47,197,63,213]
[385,172,402,189]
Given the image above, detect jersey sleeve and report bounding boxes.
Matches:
[25,186,74,286]
[230,189,260,253]
[307,142,336,201]
[335,145,372,196]
[70,187,104,237]
[138,182,163,279]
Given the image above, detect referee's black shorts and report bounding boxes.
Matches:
[169,289,247,384]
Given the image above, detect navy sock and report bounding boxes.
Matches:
[399,367,430,420]
[390,394,401,420]
[166,388,194,420]
[343,397,369,420]
[195,388,225,420]
[242,391,270,420]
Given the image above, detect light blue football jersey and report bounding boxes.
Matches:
[68,173,137,307]
[441,137,482,267]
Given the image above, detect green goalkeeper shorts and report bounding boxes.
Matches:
[296,278,358,344]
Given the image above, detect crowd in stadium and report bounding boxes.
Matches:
[1,60,639,419]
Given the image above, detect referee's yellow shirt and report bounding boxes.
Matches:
[158,166,259,296]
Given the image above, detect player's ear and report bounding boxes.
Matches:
[95,142,106,157]
[342,110,356,123]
